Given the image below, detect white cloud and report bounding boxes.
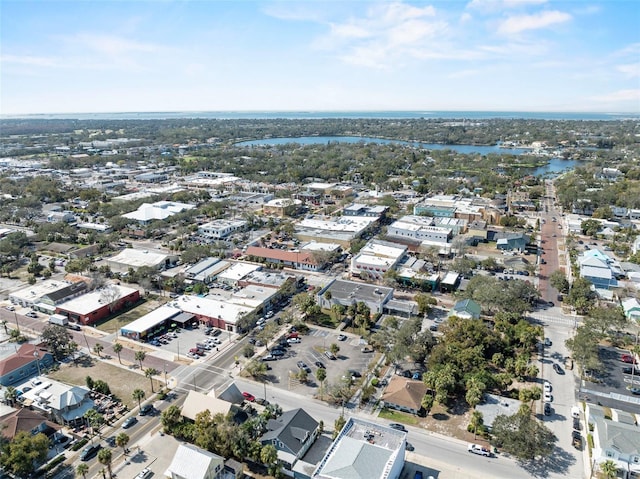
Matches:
[71,33,160,57]
[447,69,481,78]
[1,54,58,68]
[617,63,640,78]
[591,89,640,104]
[467,0,548,13]
[497,10,572,35]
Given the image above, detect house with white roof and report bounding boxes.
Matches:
[621,298,640,322]
[165,443,225,479]
[312,417,406,479]
[122,201,195,225]
[19,378,95,426]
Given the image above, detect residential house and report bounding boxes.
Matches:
[165,443,225,479]
[0,344,53,386]
[380,377,429,415]
[578,250,618,290]
[495,232,529,252]
[260,408,320,469]
[621,298,640,322]
[0,407,61,441]
[19,378,95,426]
[449,299,482,320]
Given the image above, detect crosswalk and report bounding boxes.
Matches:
[528,313,580,328]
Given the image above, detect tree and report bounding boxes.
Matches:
[116,432,130,455]
[296,368,309,383]
[566,277,596,314]
[41,324,72,360]
[316,367,327,399]
[112,342,123,364]
[4,386,18,406]
[97,448,113,479]
[491,405,557,460]
[145,368,159,393]
[333,414,346,439]
[93,343,104,357]
[135,350,146,369]
[329,343,340,356]
[600,459,618,479]
[161,404,183,432]
[99,284,121,313]
[581,219,601,236]
[84,409,105,437]
[132,388,146,410]
[470,410,484,440]
[76,463,89,479]
[0,431,49,477]
[414,293,437,315]
[260,444,279,476]
[549,270,570,294]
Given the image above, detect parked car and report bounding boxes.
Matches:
[630,387,640,395]
[25,311,38,318]
[80,444,101,461]
[389,423,407,432]
[544,402,552,416]
[135,468,153,479]
[543,381,552,393]
[315,361,325,369]
[406,442,415,451]
[122,416,138,429]
[544,337,552,346]
[543,392,553,403]
[270,349,285,357]
[297,361,311,373]
[139,404,154,416]
[242,392,256,402]
[262,354,276,361]
[337,334,347,341]
[325,350,336,360]
[621,354,638,364]
[467,444,491,456]
[256,398,269,406]
[553,363,564,375]
[287,337,301,344]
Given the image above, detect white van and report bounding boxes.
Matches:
[571,406,581,419]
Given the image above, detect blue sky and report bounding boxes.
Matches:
[1,0,638,114]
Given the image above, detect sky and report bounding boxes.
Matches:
[1,0,639,115]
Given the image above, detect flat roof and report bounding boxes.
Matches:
[107,249,171,269]
[298,217,375,233]
[10,280,79,302]
[325,279,393,303]
[217,262,261,282]
[174,295,252,324]
[57,285,138,315]
[120,305,181,334]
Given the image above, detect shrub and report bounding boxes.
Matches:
[71,438,89,451]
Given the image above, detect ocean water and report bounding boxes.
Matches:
[2,111,638,121]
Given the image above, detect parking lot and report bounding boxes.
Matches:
[579,345,640,406]
[142,324,236,362]
[259,327,378,394]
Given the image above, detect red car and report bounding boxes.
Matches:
[242,392,255,402]
[621,354,638,364]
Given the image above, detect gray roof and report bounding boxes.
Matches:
[318,436,393,479]
[593,416,640,456]
[261,408,318,456]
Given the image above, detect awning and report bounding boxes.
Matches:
[172,312,195,324]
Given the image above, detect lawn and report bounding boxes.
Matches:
[94,295,169,333]
[47,358,154,409]
[378,408,421,426]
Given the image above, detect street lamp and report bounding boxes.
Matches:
[34,349,41,377]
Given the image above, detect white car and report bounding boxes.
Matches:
[467,444,491,456]
[544,392,553,403]
[287,337,301,344]
[544,381,552,393]
[135,468,152,479]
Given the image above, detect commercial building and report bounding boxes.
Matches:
[263,198,302,217]
[55,285,140,325]
[106,248,178,272]
[245,246,322,272]
[317,279,393,314]
[9,279,88,310]
[19,378,95,426]
[119,304,188,341]
[295,216,377,248]
[216,262,261,286]
[173,295,253,333]
[198,219,247,240]
[343,203,388,218]
[0,344,53,386]
[387,215,453,244]
[122,201,195,225]
[350,240,407,280]
[184,258,230,284]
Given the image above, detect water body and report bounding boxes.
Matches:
[531,158,581,176]
[3,111,638,121]
[235,135,532,155]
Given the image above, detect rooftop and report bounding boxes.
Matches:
[56,285,138,315]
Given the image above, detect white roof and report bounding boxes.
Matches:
[10,280,78,302]
[107,249,170,269]
[122,201,195,222]
[120,305,181,334]
[175,295,252,324]
[306,182,336,190]
[56,285,138,315]
[165,444,223,479]
[358,241,406,259]
[298,216,375,233]
[300,241,341,252]
[217,262,260,282]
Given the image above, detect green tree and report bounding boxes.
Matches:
[76,463,89,479]
[41,324,72,360]
[599,459,618,479]
[470,410,484,440]
[135,350,146,369]
[97,448,113,479]
[260,444,279,476]
[329,343,340,356]
[491,405,557,460]
[84,409,105,437]
[161,404,183,433]
[414,293,437,315]
[549,270,570,294]
[116,432,130,455]
[112,342,123,364]
[3,386,18,406]
[145,367,159,393]
[581,219,601,236]
[0,431,49,477]
[132,388,146,411]
[316,367,327,399]
[333,414,347,439]
[93,343,104,357]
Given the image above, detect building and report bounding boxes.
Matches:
[495,233,530,252]
[380,376,429,415]
[350,240,407,280]
[198,219,247,240]
[295,216,377,248]
[578,250,618,290]
[312,417,407,479]
[260,408,320,470]
[449,299,482,320]
[621,298,640,322]
[0,344,53,386]
[343,203,388,218]
[440,271,460,293]
[165,443,225,479]
[588,404,640,479]
[106,249,178,273]
[122,201,195,225]
[245,246,322,272]
[317,279,393,314]
[387,215,453,244]
[55,285,140,325]
[262,198,302,217]
[19,378,95,426]
[180,391,233,422]
[0,407,61,441]
[184,258,229,284]
[173,295,253,333]
[46,211,75,223]
[119,304,187,341]
[9,279,88,311]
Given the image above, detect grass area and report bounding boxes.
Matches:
[378,408,421,426]
[310,311,338,328]
[94,296,169,333]
[47,358,154,409]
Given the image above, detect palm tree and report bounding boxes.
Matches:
[115,432,130,455]
[134,351,146,369]
[316,368,327,400]
[600,460,617,479]
[112,343,123,364]
[93,343,104,358]
[470,410,484,440]
[76,463,89,479]
[144,368,159,393]
[132,389,145,411]
[4,386,18,406]
[97,448,113,479]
